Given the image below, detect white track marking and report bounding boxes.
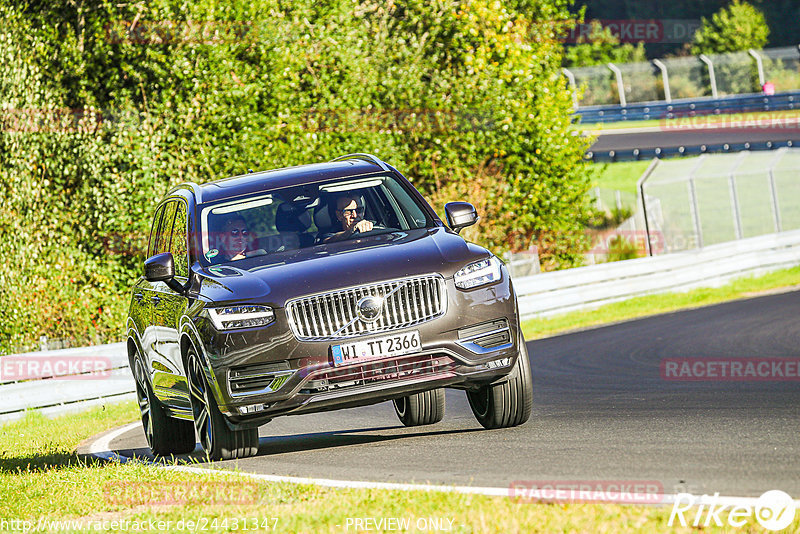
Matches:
[85,424,800,508]
[87,422,140,463]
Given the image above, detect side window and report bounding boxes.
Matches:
[155,202,178,255]
[170,200,189,278]
[147,205,165,258]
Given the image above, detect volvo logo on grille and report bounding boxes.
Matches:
[356,296,384,323]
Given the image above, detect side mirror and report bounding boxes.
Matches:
[144,252,185,293]
[444,202,479,234]
[144,252,175,282]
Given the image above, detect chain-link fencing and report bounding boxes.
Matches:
[565,46,800,108]
[640,149,800,254]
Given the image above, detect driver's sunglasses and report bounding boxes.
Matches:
[229,229,249,237]
[338,207,365,216]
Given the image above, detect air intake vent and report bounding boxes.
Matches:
[457,318,512,354]
[228,361,292,396]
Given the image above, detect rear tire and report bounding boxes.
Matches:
[132,355,196,456]
[467,336,533,429]
[186,351,259,461]
[393,388,445,426]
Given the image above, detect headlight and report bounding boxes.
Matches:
[454,256,503,290]
[207,305,275,330]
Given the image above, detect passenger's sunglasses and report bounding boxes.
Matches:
[338,207,365,216]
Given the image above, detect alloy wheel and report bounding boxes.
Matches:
[188,356,213,454]
[133,358,154,448]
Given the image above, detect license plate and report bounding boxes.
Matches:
[331,331,421,367]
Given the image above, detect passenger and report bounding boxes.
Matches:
[322,194,373,243]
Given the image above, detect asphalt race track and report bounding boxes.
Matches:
[100,290,800,498]
[591,125,800,152]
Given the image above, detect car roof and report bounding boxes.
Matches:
[172,158,388,204]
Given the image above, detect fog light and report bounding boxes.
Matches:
[237,403,266,415]
[479,357,512,370]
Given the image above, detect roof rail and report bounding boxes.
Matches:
[169,182,203,203]
[332,153,390,172]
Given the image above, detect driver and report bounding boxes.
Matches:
[322,194,373,243]
[219,215,251,261]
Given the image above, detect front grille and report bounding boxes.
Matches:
[286,275,446,341]
[300,353,456,394]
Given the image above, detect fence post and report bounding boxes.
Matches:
[637,158,660,256]
[687,157,707,249]
[748,49,766,88]
[562,68,579,110]
[699,54,718,99]
[768,148,786,233]
[593,187,603,210]
[652,59,671,103]
[729,151,748,240]
[607,63,627,107]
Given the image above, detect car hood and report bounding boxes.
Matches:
[196,227,488,306]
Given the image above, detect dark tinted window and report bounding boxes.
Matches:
[199,174,434,263]
[154,201,178,255]
[147,205,165,258]
[170,200,189,277]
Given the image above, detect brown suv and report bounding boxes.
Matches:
[126,153,532,460]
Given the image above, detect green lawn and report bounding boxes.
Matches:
[590,159,654,195]
[2,266,800,532]
[0,403,710,533]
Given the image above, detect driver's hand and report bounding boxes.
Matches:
[353,219,373,233]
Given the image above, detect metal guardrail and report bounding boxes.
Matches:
[3,230,799,423]
[0,343,133,425]
[577,91,800,124]
[515,229,800,319]
[588,139,798,163]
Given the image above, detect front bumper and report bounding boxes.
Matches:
[197,273,520,425]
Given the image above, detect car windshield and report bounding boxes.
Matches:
[199,174,434,264]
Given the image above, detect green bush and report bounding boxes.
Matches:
[563,19,647,68]
[690,0,769,55]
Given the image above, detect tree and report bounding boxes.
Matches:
[690,0,769,55]
[0,0,594,352]
[563,19,647,67]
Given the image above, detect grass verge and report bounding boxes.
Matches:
[590,159,656,195]
[1,403,757,532]
[522,265,800,340]
[3,268,799,531]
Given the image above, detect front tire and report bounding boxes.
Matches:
[133,355,196,456]
[393,388,445,426]
[467,336,533,429]
[186,351,259,461]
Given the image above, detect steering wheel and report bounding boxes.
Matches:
[352,224,400,238]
